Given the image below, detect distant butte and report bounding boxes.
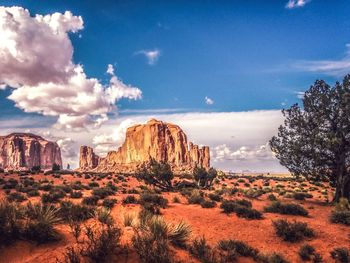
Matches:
[79,119,210,173]
[0,133,62,170]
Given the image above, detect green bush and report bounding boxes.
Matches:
[273,219,314,242]
[218,239,259,259]
[330,247,350,263]
[330,210,350,225]
[234,206,262,219]
[265,201,308,216]
[208,192,222,202]
[102,198,117,209]
[200,200,216,208]
[7,192,27,202]
[82,224,122,263]
[298,244,315,260]
[189,236,216,263]
[24,202,61,244]
[122,195,138,204]
[82,195,99,206]
[0,201,24,245]
[293,192,313,200]
[59,201,94,222]
[187,189,205,204]
[70,191,83,199]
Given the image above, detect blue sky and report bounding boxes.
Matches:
[0,1,349,171]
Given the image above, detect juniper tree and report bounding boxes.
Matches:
[270,75,350,202]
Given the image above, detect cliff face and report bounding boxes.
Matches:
[80,119,210,173]
[0,133,62,170]
[79,146,100,170]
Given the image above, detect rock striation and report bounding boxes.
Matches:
[0,133,62,170]
[79,146,100,170]
[79,119,210,173]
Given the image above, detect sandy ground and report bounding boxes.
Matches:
[0,172,349,263]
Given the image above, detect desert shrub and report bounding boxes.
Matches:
[335,198,350,211]
[298,244,322,262]
[235,206,263,219]
[330,247,350,263]
[7,192,27,202]
[95,208,114,226]
[70,191,83,199]
[257,252,290,263]
[82,195,99,206]
[218,239,259,259]
[208,193,222,202]
[132,231,172,263]
[139,193,168,209]
[123,212,137,227]
[265,201,308,216]
[136,159,174,191]
[61,246,81,263]
[244,188,265,199]
[220,200,239,214]
[122,195,138,204]
[187,189,205,204]
[59,201,94,222]
[189,236,217,263]
[293,192,313,200]
[41,187,66,203]
[273,219,314,242]
[38,183,52,191]
[237,179,245,183]
[82,224,122,263]
[193,166,217,188]
[235,199,252,208]
[24,202,61,243]
[172,195,181,203]
[268,194,278,201]
[200,200,216,208]
[168,220,192,248]
[27,189,40,197]
[89,181,99,188]
[102,198,117,209]
[298,244,315,261]
[3,178,18,189]
[68,219,82,243]
[92,186,115,199]
[0,201,24,245]
[330,210,350,225]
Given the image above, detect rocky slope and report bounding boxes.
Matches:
[0,133,62,170]
[79,119,210,173]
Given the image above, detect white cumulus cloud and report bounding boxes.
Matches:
[0,6,142,130]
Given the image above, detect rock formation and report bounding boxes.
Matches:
[79,146,100,170]
[0,133,62,171]
[79,119,210,173]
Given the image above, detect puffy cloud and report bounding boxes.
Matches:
[0,6,142,130]
[205,96,214,105]
[285,0,310,9]
[135,49,161,65]
[92,119,135,156]
[212,143,274,162]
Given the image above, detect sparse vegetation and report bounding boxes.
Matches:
[265,201,308,216]
[273,219,314,242]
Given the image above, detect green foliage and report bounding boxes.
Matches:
[193,166,217,188]
[25,202,61,243]
[330,210,350,225]
[102,198,117,209]
[82,195,99,206]
[298,244,315,261]
[270,75,350,202]
[189,236,217,263]
[0,201,24,245]
[273,219,314,242]
[265,201,308,216]
[218,239,259,259]
[136,159,174,191]
[82,224,122,263]
[59,201,95,222]
[122,195,138,204]
[330,247,350,263]
[187,189,205,204]
[200,200,216,208]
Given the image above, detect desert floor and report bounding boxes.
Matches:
[0,171,349,263]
